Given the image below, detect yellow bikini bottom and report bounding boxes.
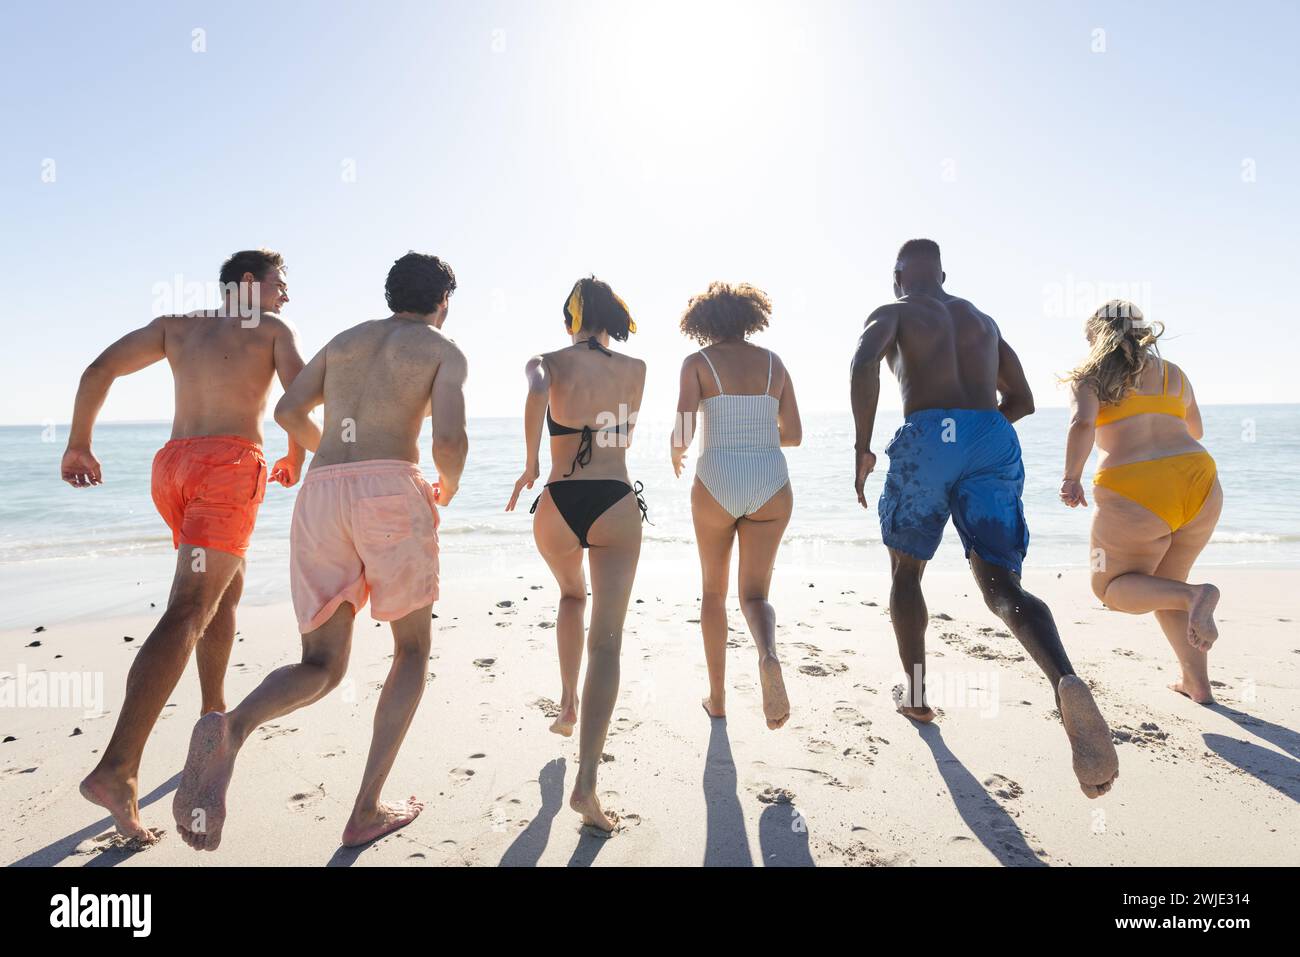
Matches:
[1093,451,1217,532]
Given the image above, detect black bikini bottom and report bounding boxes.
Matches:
[530,479,649,548]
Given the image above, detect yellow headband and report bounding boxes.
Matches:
[565,283,636,335]
[565,284,584,334]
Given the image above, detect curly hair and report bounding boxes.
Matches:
[1063,300,1165,405]
[385,252,457,315]
[678,281,772,345]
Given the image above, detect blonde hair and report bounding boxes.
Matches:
[1063,300,1165,405]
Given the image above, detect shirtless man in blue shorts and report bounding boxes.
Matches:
[850,239,1119,798]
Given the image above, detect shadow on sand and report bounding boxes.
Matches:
[702,717,753,866]
[10,773,181,868]
[916,723,1047,866]
[500,757,566,867]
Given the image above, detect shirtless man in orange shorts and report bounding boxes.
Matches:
[62,249,310,843]
[173,252,468,850]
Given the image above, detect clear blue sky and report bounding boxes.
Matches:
[2,0,1297,426]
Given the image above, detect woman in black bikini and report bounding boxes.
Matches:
[506,276,647,832]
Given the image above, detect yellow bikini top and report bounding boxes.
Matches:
[1095,360,1187,426]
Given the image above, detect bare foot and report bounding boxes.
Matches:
[701,695,726,718]
[892,682,936,723]
[341,796,425,847]
[1057,675,1120,799]
[80,770,157,845]
[549,697,578,737]
[173,711,237,852]
[898,705,937,723]
[1187,584,1220,651]
[570,788,617,832]
[1169,679,1215,705]
[758,657,790,729]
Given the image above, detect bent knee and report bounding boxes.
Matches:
[162,593,215,634]
[981,584,1023,619]
[304,650,350,688]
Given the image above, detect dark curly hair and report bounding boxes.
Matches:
[563,275,634,342]
[386,252,457,315]
[678,281,771,345]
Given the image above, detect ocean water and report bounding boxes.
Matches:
[1,406,1297,626]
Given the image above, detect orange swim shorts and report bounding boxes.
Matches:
[151,435,267,558]
[289,459,440,634]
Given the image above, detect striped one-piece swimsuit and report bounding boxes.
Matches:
[694,348,790,519]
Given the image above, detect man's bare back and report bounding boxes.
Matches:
[302,318,465,467]
[880,293,1002,415]
[161,312,301,445]
[62,256,306,489]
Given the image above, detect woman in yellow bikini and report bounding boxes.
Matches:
[1061,301,1222,703]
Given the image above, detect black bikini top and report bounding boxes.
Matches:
[546,337,628,477]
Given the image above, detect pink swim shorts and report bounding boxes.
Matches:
[289,460,440,633]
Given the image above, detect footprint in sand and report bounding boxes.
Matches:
[832,703,869,726]
[799,662,848,677]
[76,829,165,854]
[983,773,1024,801]
[841,746,875,765]
[804,738,837,754]
[1111,722,1170,748]
[449,767,476,783]
[828,827,917,866]
[533,696,564,717]
[756,786,796,805]
[260,724,299,741]
[287,784,326,811]
[474,658,496,669]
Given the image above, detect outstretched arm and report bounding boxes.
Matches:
[429,344,469,506]
[506,356,548,510]
[62,318,167,487]
[270,319,314,485]
[274,346,326,455]
[995,333,1035,423]
[850,306,898,507]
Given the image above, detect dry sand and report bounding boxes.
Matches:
[3,556,1298,867]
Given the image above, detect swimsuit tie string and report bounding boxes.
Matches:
[562,426,594,478]
[633,480,651,525]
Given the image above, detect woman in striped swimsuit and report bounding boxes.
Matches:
[672,282,802,729]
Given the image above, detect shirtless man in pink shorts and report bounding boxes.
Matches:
[173,252,469,850]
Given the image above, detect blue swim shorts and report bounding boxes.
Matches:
[877,408,1029,576]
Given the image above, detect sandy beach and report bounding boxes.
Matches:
[3,555,1297,867]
